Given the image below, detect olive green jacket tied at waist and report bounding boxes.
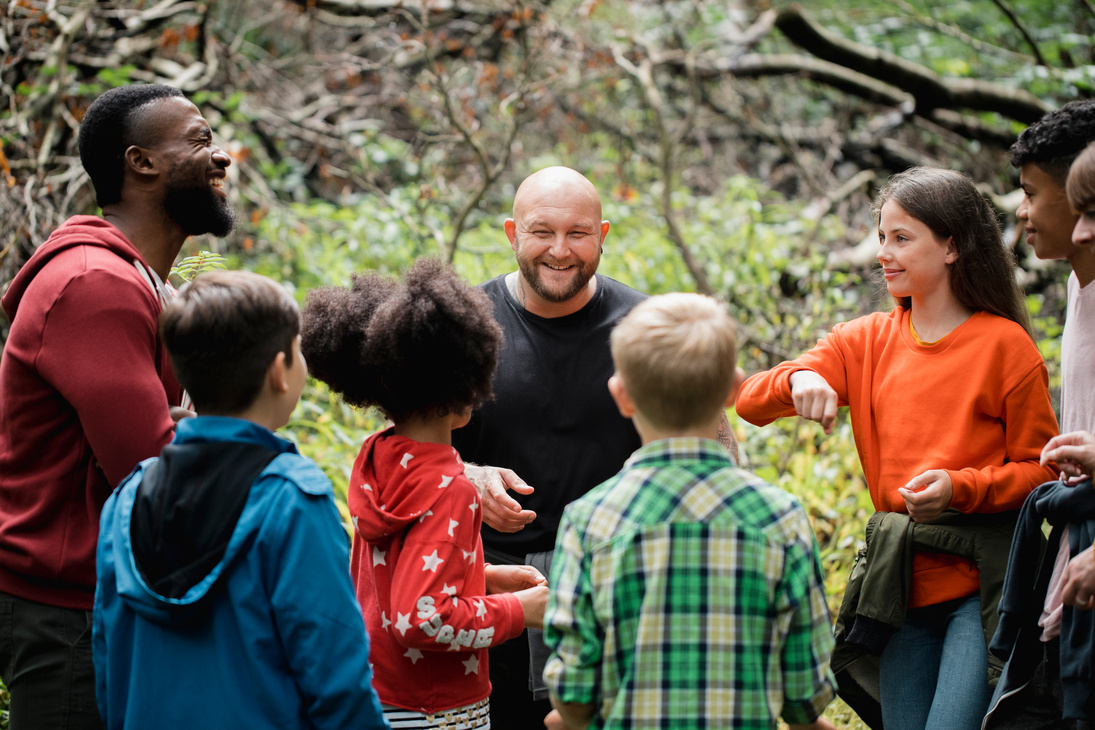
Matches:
[831,510,1019,730]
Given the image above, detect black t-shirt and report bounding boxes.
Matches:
[452,274,646,557]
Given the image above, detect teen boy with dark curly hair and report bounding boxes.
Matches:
[93,271,388,730]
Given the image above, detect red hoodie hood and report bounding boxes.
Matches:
[3,216,146,321]
[349,428,470,542]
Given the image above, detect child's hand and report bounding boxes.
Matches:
[485,564,547,594]
[899,469,953,522]
[515,585,549,630]
[1041,431,1095,479]
[788,370,838,435]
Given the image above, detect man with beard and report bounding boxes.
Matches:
[0,84,234,729]
[451,166,738,725]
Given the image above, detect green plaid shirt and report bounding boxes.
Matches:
[543,437,836,729]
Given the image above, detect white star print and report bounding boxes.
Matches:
[462,654,480,675]
[442,583,458,606]
[421,550,444,573]
[394,612,412,636]
[418,509,434,524]
[474,599,486,618]
[360,481,372,492]
[400,452,414,469]
[404,648,424,664]
[438,474,454,489]
[468,500,478,513]
[462,548,476,564]
[448,518,459,537]
[372,546,386,567]
[381,612,392,630]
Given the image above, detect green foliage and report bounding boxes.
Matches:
[169,252,229,284]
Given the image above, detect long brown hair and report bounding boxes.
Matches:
[873,167,1032,338]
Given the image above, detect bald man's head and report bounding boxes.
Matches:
[504,167,609,312]
[512,166,603,221]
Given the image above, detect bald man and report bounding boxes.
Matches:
[452,167,737,725]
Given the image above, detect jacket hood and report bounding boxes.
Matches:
[3,216,144,321]
[102,417,297,624]
[350,428,468,542]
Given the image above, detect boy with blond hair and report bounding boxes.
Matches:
[92,271,388,729]
[542,293,837,730]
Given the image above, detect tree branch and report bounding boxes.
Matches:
[987,0,1049,66]
[775,4,1051,123]
[611,42,712,295]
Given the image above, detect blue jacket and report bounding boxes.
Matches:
[93,416,388,729]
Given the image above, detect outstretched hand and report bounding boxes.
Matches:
[464,464,537,532]
[899,469,953,523]
[1041,431,1095,480]
[789,370,838,435]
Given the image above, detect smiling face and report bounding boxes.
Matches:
[1017,162,1080,262]
[148,97,236,237]
[877,201,957,304]
[506,168,608,311]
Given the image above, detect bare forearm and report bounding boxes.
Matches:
[717,411,739,463]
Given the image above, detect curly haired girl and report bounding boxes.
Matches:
[302,258,547,729]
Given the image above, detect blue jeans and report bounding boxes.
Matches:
[879,593,992,730]
[0,590,103,730]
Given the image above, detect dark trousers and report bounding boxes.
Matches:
[988,640,1092,730]
[0,590,103,730]
[489,628,552,728]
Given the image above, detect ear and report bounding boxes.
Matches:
[123,144,158,179]
[943,236,958,264]
[725,366,746,407]
[600,220,610,246]
[267,351,289,396]
[504,218,518,250]
[607,374,635,418]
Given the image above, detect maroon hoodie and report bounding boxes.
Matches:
[0,216,183,610]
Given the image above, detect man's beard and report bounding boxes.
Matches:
[163,178,237,238]
[516,248,599,304]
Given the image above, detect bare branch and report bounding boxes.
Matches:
[611,42,712,295]
[775,4,1051,123]
[893,0,1036,64]
[987,0,1049,66]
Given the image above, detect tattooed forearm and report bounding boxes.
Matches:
[717,411,739,463]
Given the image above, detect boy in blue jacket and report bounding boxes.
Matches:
[92,271,388,729]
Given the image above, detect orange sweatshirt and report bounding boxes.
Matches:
[736,308,1059,608]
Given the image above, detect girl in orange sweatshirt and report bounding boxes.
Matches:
[736,167,1059,730]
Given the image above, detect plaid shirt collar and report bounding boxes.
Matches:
[622,436,735,471]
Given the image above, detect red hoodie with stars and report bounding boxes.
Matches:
[349,427,525,713]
